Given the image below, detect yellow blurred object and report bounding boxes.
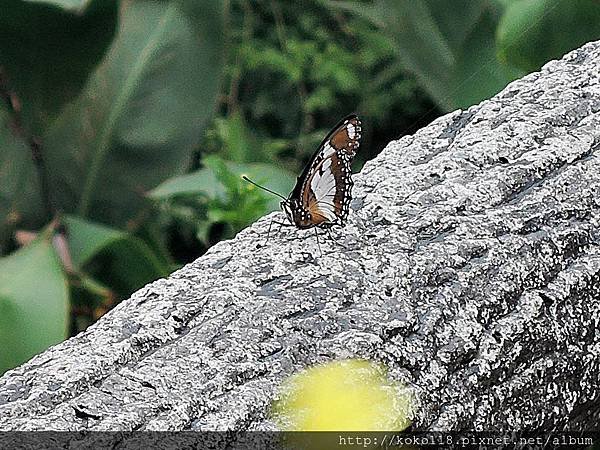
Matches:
[273,359,413,432]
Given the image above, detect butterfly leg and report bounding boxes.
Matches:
[265,219,277,245]
[314,227,323,258]
[325,228,348,250]
[265,219,292,246]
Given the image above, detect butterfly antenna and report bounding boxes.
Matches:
[242,175,287,200]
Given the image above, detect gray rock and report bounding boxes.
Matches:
[1,41,600,436]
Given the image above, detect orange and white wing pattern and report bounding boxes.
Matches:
[302,115,361,226]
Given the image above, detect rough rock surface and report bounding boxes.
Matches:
[1,41,600,434]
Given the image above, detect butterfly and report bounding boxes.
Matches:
[244,114,361,247]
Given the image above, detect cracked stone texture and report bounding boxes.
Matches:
[1,41,600,434]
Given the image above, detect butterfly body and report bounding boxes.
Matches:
[281,198,314,229]
[281,115,361,230]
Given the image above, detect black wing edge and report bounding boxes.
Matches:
[289,113,360,201]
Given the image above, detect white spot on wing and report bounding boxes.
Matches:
[347,123,355,139]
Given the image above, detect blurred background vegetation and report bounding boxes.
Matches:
[1,0,599,375]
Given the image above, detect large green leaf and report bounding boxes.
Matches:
[451,9,524,109]
[425,0,488,51]
[0,228,69,375]
[64,214,173,332]
[91,236,170,295]
[0,0,118,134]
[0,106,44,251]
[44,0,227,227]
[497,0,600,73]
[149,167,223,201]
[24,0,95,14]
[330,0,521,110]
[63,215,170,290]
[63,214,133,269]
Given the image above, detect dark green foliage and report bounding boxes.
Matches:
[150,155,295,246]
[0,0,118,134]
[330,0,525,110]
[1,0,599,374]
[497,0,600,72]
[0,0,227,374]
[0,226,68,373]
[44,0,227,228]
[217,0,438,167]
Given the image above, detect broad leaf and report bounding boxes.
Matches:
[24,0,94,14]
[0,228,69,375]
[210,157,295,211]
[63,214,128,269]
[0,106,44,251]
[0,0,118,134]
[213,111,289,163]
[149,167,224,201]
[425,0,488,51]
[450,9,524,109]
[63,215,170,288]
[134,222,177,273]
[44,0,227,227]
[497,0,600,72]
[330,0,520,110]
[92,237,171,295]
[150,158,295,211]
[327,0,386,28]
[64,215,172,331]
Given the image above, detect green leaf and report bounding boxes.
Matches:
[63,215,170,281]
[149,167,224,201]
[63,214,123,268]
[0,0,118,134]
[492,0,518,8]
[424,0,488,51]
[149,156,294,247]
[204,156,240,194]
[497,0,600,73]
[134,222,176,272]
[43,0,227,227]
[93,236,170,295]
[0,106,44,250]
[327,0,386,28]
[213,111,252,163]
[331,0,519,110]
[0,228,69,375]
[195,221,212,246]
[150,157,295,212]
[225,160,295,211]
[24,0,95,14]
[450,9,524,109]
[212,111,289,163]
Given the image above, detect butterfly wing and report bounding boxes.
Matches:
[294,115,361,226]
